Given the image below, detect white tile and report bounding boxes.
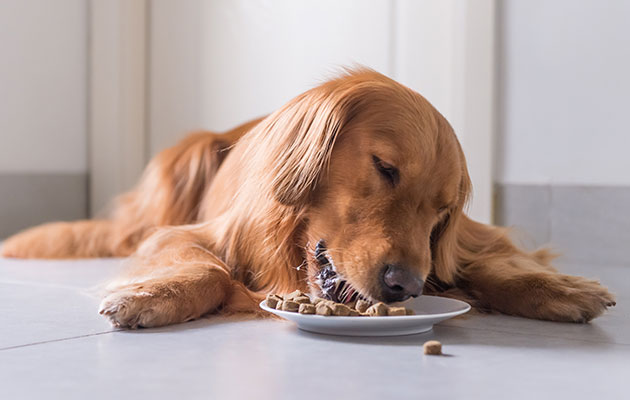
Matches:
[1,257,628,399]
[0,283,113,349]
[0,317,628,400]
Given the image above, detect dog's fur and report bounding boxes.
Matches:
[2,69,615,327]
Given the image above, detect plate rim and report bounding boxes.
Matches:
[259,295,471,321]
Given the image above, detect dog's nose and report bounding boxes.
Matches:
[380,264,424,302]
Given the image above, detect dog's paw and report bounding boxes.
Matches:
[99,289,162,329]
[543,275,616,323]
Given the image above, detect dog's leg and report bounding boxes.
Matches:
[1,220,119,258]
[453,216,616,322]
[99,228,263,328]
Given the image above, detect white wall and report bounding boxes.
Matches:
[0,0,87,174]
[498,0,630,186]
[149,0,391,155]
[149,0,495,223]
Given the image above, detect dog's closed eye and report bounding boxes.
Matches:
[372,155,399,186]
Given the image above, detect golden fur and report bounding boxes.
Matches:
[2,69,615,327]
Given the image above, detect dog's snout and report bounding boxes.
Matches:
[380,264,424,302]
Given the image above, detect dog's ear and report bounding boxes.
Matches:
[253,80,363,206]
[430,121,472,283]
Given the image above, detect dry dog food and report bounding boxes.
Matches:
[331,303,352,316]
[365,302,389,316]
[266,292,414,317]
[423,340,442,355]
[355,299,371,313]
[312,297,326,305]
[387,306,407,316]
[315,302,333,316]
[294,296,311,304]
[281,300,299,312]
[265,294,282,309]
[299,303,316,314]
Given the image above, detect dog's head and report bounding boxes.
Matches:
[251,69,471,303]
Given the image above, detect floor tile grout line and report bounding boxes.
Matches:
[0,330,120,352]
[437,323,630,347]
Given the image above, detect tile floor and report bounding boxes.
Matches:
[0,255,628,400]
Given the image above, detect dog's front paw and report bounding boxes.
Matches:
[99,289,162,329]
[543,275,616,323]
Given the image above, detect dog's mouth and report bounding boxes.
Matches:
[312,240,370,304]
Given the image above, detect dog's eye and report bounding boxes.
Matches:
[438,206,449,213]
[372,155,400,186]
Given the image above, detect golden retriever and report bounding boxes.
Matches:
[2,69,615,328]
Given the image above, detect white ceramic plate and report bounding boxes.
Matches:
[259,295,471,337]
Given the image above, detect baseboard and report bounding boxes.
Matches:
[0,173,88,239]
[494,183,630,266]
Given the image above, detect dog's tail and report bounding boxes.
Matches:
[1,131,225,259]
[2,119,264,260]
[1,220,120,258]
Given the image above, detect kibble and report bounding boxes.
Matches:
[355,299,371,313]
[265,292,414,317]
[423,340,442,355]
[266,294,283,309]
[365,302,389,316]
[332,303,352,316]
[285,290,305,300]
[294,296,311,304]
[387,306,406,316]
[281,300,299,312]
[299,303,316,314]
[315,303,333,316]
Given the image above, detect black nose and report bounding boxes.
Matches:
[380,264,424,302]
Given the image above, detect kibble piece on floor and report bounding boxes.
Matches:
[285,290,305,300]
[299,303,316,314]
[388,307,406,316]
[423,340,442,355]
[316,303,333,316]
[281,300,299,312]
[332,303,351,316]
[265,294,282,308]
[294,296,311,304]
[365,302,389,316]
[355,299,371,313]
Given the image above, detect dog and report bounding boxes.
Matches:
[2,68,615,328]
